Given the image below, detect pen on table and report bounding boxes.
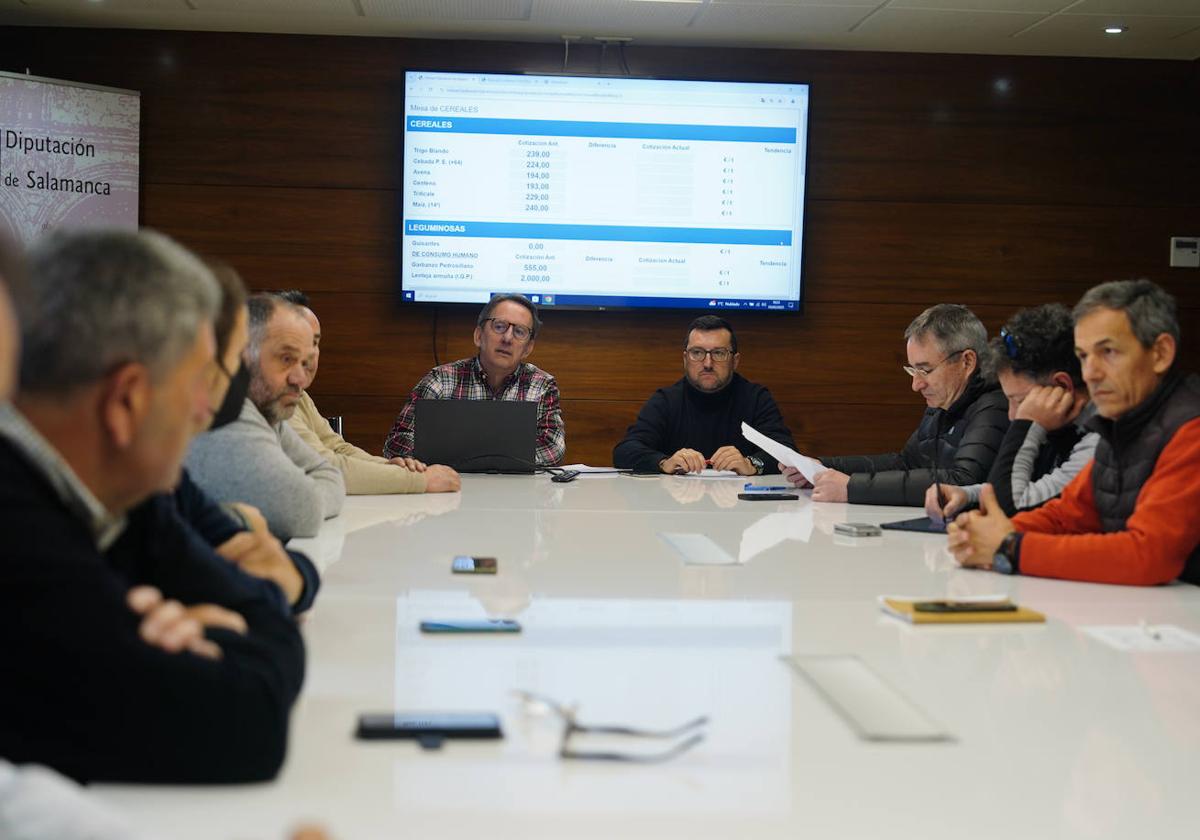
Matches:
[744,483,791,492]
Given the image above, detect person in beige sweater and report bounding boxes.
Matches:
[281,292,460,495]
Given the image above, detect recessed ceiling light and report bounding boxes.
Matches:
[1104,26,1126,35]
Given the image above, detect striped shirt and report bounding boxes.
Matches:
[383,356,565,467]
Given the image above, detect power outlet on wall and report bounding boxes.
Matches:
[1169,237,1199,268]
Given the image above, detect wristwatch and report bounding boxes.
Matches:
[747,455,765,475]
[992,531,1022,575]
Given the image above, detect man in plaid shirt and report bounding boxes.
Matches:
[383,294,565,467]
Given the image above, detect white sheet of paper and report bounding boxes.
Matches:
[741,422,826,483]
[659,532,740,566]
[1083,624,1200,652]
[674,468,742,480]
[559,464,623,478]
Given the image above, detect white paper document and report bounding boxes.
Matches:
[741,422,826,483]
[675,468,742,480]
[559,464,625,477]
[1083,624,1200,652]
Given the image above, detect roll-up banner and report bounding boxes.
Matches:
[0,70,140,243]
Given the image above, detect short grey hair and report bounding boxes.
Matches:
[245,293,306,364]
[478,293,541,338]
[904,303,988,361]
[18,228,219,394]
[1073,278,1179,348]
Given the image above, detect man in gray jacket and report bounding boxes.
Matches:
[187,294,345,539]
[784,304,1010,506]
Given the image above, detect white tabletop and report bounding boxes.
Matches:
[94,474,1200,840]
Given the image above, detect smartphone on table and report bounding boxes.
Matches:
[912,601,1018,613]
[452,555,497,574]
[419,618,522,633]
[355,712,503,740]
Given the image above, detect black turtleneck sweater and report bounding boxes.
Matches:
[612,373,795,473]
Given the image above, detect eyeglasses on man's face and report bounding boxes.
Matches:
[513,690,708,763]
[685,347,733,363]
[482,318,533,342]
[903,348,965,379]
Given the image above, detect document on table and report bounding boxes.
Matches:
[1083,624,1200,652]
[560,464,625,477]
[675,468,742,480]
[740,422,826,483]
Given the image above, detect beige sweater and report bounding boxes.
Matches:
[288,392,427,494]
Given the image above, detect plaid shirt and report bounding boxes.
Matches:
[383,356,565,467]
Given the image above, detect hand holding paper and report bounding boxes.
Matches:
[740,422,826,484]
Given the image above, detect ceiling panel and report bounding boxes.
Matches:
[1,0,1196,57]
[692,4,872,42]
[361,0,533,22]
[710,0,876,6]
[1013,13,1200,59]
[886,0,1069,10]
[853,8,1046,42]
[1069,0,1200,15]
[530,0,703,28]
[23,0,188,10]
[190,0,356,13]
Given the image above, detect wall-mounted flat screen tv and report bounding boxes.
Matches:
[401,71,809,312]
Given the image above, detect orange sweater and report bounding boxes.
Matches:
[1012,416,1200,586]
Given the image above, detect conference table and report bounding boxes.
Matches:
[95,474,1200,840]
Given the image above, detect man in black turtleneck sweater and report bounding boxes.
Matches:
[613,316,795,475]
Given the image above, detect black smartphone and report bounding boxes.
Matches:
[355,712,503,740]
[738,492,800,501]
[551,470,581,483]
[912,601,1018,613]
[419,618,522,633]
[451,555,497,574]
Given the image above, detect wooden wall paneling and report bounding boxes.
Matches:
[4,30,1196,205]
[141,183,397,291]
[2,26,1198,468]
[306,294,1017,402]
[142,181,1200,306]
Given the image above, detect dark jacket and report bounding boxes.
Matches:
[613,373,795,473]
[1089,370,1200,553]
[0,439,306,784]
[823,374,1009,506]
[168,469,320,614]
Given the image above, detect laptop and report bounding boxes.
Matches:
[413,400,538,474]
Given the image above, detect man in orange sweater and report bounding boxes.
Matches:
[948,279,1200,585]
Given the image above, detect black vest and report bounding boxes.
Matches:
[1087,370,1200,583]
